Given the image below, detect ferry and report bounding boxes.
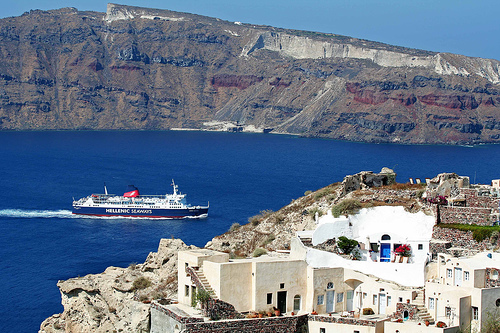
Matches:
[72,180,209,218]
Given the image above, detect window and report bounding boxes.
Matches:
[447,269,453,278]
[399,297,403,303]
[445,307,452,317]
[429,297,435,310]
[337,292,344,303]
[267,293,272,304]
[317,294,324,305]
[472,306,479,320]
[496,298,500,307]
[280,283,285,289]
[418,244,423,250]
[327,282,334,289]
[381,234,391,240]
[464,271,470,281]
[185,285,189,297]
[387,296,392,306]
[294,295,301,311]
[319,328,326,333]
[491,270,499,280]
[373,294,378,305]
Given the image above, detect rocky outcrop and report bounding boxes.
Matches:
[340,168,396,196]
[2,4,500,144]
[39,238,196,333]
[425,173,470,198]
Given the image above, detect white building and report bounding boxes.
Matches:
[425,252,500,332]
[169,206,500,333]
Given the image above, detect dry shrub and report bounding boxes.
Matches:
[385,183,426,190]
[332,199,362,217]
[132,277,151,291]
[252,248,267,257]
[248,209,274,226]
[229,222,241,232]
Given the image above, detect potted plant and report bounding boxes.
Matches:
[311,310,318,315]
[394,244,411,262]
[273,306,280,317]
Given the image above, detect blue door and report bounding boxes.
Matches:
[380,243,391,262]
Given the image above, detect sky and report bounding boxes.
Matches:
[1,0,499,61]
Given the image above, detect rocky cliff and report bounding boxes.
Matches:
[2,3,500,144]
[40,238,196,333]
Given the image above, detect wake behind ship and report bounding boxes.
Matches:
[72,181,209,218]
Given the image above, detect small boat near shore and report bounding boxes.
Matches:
[72,180,209,218]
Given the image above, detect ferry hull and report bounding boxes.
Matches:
[72,206,208,218]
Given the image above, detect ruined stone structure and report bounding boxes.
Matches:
[427,173,500,254]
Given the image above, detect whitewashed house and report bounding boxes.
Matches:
[425,252,500,332]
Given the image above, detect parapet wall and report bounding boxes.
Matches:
[308,314,377,327]
[184,314,308,333]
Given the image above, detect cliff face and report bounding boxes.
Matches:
[39,238,195,333]
[1,3,500,144]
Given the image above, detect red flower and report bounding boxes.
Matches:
[395,244,411,257]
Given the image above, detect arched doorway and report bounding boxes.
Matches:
[380,234,391,262]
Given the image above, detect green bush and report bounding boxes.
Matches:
[337,236,359,254]
[194,288,211,307]
[132,277,151,291]
[332,199,362,217]
[481,310,500,333]
[253,248,267,257]
[363,308,374,315]
[304,190,312,196]
[474,228,494,243]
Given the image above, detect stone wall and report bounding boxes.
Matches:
[308,314,377,327]
[461,189,499,209]
[392,303,419,320]
[431,227,494,253]
[485,268,500,288]
[184,314,309,333]
[439,206,492,226]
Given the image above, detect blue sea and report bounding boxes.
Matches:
[1,131,499,332]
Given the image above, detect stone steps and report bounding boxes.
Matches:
[414,291,435,325]
[197,270,218,300]
[300,237,312,247]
